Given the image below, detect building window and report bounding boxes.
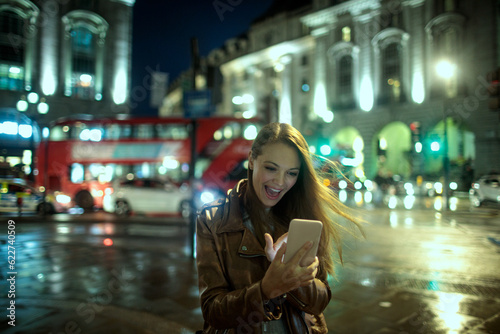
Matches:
[71,26,96,100]
[62,11,108,100]
[0,10,24,91]
[301,55,308,66]
[435,0,457,13]
[342,26,351,42]
[444,0,456,11]
[380,43,402,104]
[337,55,354,108]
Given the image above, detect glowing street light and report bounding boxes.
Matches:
[435,60,456,79]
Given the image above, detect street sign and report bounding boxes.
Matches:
[183,90,213,118]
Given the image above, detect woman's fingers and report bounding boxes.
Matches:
[289,240,313,266]
[275,232,288,248]
[275,241,287,262]
[264,233,273,247]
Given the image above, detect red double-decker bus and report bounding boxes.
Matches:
[35,115,261,213]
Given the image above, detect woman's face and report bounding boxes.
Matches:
[249,142,300,208]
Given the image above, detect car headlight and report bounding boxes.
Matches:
[56,194,71,204]
[200,191,215,204]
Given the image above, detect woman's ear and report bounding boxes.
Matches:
[248,151,254,170]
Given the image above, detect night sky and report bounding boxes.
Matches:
[130,0,274,115]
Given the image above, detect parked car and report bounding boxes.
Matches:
[103,178,193,217]
[0,178,45,215]
[469,174,500,207]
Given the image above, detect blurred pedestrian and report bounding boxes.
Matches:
[196,122,365,333]
[16,194,23,217]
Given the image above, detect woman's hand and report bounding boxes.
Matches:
[261,241,319,300]
[264,232,288,262]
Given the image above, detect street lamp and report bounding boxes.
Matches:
[17,93,49,116]
[435,60,456,211]
[16,92,50,213]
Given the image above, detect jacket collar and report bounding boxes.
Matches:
[217,179,247,234]
[217,179,266,257]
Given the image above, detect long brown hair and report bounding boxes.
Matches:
[244,122,364,276]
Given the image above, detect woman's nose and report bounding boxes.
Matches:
[274,172,285,186]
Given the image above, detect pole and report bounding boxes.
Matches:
[43,130,49,216]
[188,37,199,259]
[443,113,450,211]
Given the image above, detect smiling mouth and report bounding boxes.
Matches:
[265,186,282,199]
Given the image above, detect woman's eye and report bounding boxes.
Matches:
[265,166,276,171]
[288,172,298,177]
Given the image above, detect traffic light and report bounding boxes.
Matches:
[487,68,500,111]
[410,121,422,153]
[410,121,421,141]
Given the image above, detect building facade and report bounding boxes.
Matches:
[0,0,134,167]
[201,0,500,183]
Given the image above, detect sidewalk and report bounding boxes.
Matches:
[2,207,500,333]
[2,259,500,334]
[1,298,199,334]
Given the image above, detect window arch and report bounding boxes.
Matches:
[71,26,96,99]
[327,41,358,110]
[62,10,108,100]
[337,55,354,108]
[0,2,39,91]
[380,43,402,104]
[372,28,410,105]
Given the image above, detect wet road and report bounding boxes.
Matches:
[1,198,500,333]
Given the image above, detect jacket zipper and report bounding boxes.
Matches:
[287,292,307,308]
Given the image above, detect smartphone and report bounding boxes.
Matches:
[283,219,323,266]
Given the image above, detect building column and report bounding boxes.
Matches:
[279,55,293,124]
[354,13,375,112]
[112,5,131,106]
[246,66,258,118]
[23,13,38,91]
[312,31,328,120]
[40,1,58,96]
[407,0,426,104]
[61,26,72,97]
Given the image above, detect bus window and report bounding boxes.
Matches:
[49,126,69,141]
[71,163,84,183]
[86,163,115,182]
[156,124,188,140]
[88,128,103,142]
[105,124,121,140]
[222,124,234,139]
[72,123,88,140]
[136,124,154,139]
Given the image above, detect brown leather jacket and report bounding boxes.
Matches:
[196,180,331,334]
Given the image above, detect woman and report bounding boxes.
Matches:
[196,122,364,333]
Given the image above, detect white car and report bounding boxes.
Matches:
[103,178,193,217]
[469,174,500,207]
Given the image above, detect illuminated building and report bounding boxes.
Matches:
[0,0,134,167]
[198,0,500,180]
